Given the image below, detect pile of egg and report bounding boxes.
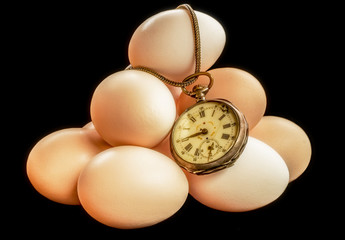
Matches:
[26,7,312,229]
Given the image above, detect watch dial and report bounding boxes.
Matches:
[172,100,240,164]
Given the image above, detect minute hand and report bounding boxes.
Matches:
[181,128,208,141]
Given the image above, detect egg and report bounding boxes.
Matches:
[151,113,180,160]
[166,84,182,103]
[177,68,267,130]
[77,146,189,229]
[250,116,312,182]
[83,121,94,129]
[128,8,226,82]
[185,137,289,212]
[90,69,176,148]
[26,128,111,205]
[151,133,173,160]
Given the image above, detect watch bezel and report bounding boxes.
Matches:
[170,99,248,175]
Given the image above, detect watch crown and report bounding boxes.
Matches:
[190,85,209,102]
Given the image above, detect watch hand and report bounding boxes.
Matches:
[181,128,208,141]
[207,142,214,161]
[208,142,215,153]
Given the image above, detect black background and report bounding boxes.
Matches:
[6,0,338,238]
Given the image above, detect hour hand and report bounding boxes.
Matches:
[181,128,208,141]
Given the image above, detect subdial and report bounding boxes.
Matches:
[199,139,221,161]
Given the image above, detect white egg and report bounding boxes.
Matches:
[128,8,226,81]
[78,146,189,229]
[90,69,176,148]
[185,137,289,212]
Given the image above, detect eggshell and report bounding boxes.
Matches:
[83,121,94,129]
[166,84,182,103]
[177,68,267,130]
[151,113,180,160]
[151,133,173,160]
[90,70,176,148]
[185,137,289,212]
[26,128,111,205]
[77,146,189,229]
[129,9,226,82]
[250,116,312,182]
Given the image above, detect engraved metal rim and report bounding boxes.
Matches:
[170,99,249,175]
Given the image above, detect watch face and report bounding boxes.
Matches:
[171,100,242,165]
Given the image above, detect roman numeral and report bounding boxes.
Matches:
[194,148,200,156]
[199,107,205,118]
[221,105,228,112]
[185,143,193,152]
[219,114,225,121]
[221,133,230,140]
[188,114,196,122]
[223,123,236,129]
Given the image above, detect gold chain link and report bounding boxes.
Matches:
[128,4,203,90]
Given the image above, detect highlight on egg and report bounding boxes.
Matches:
[77,146,189,229]
[90,69,176,148]
[177,68,267,130]
[250,116,312,182]
[26,128,111,205]
[185,137,289,212]
[83,121,94,129]
[129,8,226,82]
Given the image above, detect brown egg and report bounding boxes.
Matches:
[26,128,111,205]
[151,133,173,160]
[90,70,176,148]
[177,68,267,130]
[250,116,312,182]
[151,113,179,160]
[78,146,189,229]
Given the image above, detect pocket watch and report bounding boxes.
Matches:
[170,73,248,175]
